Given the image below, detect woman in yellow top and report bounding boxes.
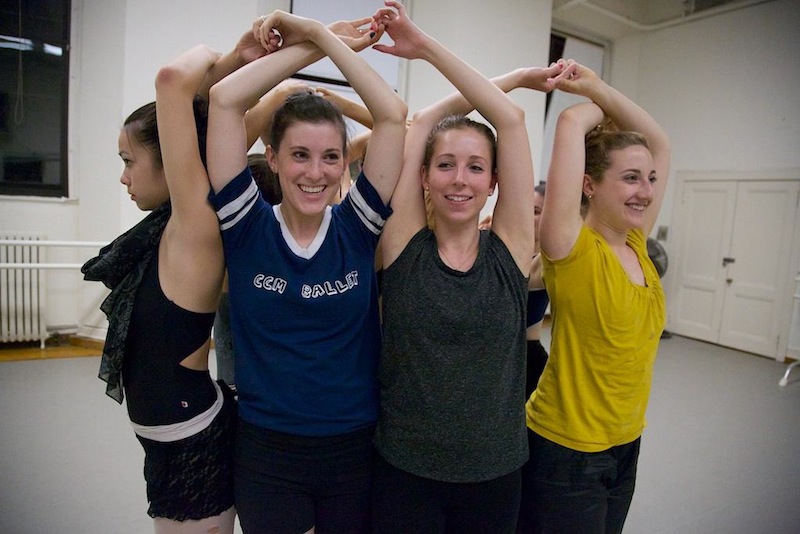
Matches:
[519,60,671,533]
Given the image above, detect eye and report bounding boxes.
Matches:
[121,158,132,167]
[624,174,639,182]
[292,150,309,160]
[324,152,341,163]
[470,164,485,172]
[437,161,454,169]
[649,174,658,184]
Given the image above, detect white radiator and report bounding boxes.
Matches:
[0,234,47,347]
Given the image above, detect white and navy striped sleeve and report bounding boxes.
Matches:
[208,167,261,232]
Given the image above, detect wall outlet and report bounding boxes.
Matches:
[656,226,668,241]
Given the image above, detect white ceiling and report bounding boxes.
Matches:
[552,0,774,42]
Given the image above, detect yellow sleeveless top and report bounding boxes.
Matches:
[526,226,665,452]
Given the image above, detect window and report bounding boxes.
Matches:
[0,0,71,197]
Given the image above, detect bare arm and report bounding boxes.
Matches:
[539,101,604,260]
[316,86,374,129]
[154,45,225,311]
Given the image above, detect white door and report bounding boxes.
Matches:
[672,180,800,358]
[718,181,800,356]
[671,181,737,343]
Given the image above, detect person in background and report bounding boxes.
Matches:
[369,2,564,532]
[82,27,267,532]
[519,59,670,533]
[524,181,549,396]
[205,10,407,533]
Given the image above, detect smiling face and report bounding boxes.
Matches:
[423,127,497,227]
[117,128,168,211]
[584,144,656,231]
[266,120,346,220]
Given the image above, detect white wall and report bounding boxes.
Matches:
[609,0,800,245]
[606,0,800,347]
[2,0,797,344]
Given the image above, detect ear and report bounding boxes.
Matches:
[265,145,278,174]
[582,173,595,198]
[489,171,498,196]
[421,165,430,191]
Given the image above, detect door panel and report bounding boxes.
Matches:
[672,182,736,341]
[718,181,800,357]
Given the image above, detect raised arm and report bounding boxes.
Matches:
[553,60,671,237]
[374,0,540,272]
[538,101,604,260]
[154,45,226,310]
[316,86,374,130]
[207,14,388,194]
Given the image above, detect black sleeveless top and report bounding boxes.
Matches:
[122,253,217,426]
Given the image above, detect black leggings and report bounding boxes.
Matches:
[372,452,522,534]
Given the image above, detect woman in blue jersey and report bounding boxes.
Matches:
[519,60,671,533]
[368,2,564,532]
[205,11,406,534]
[82,31,267,532]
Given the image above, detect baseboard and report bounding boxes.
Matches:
[68,336,104,351]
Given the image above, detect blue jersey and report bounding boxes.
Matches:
[210,168,391,436]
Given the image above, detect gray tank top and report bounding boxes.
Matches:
[375,228,528,482]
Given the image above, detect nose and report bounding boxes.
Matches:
[307,158,324,181]
[120,171,130,186]
[453,165,466,186]
[641,178,654,199]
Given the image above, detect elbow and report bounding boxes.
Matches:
[208,79,248,115]
[380,96,408,129]
[507,104,525,128]
[155,64,186,94]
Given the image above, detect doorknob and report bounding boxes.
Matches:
[722,257,736,267]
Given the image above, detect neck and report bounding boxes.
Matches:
[585,213,630,247]
[434,225,480,272]
[279,204,325,248]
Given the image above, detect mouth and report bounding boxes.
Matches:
[445,194,472,202]
[626,202,647,212]
[298,184,326,194]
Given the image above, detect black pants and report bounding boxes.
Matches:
[372,452,522,534]
[235,420,374,534]
[519,429,640,534]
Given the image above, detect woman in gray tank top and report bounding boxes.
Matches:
[370,2,568,532]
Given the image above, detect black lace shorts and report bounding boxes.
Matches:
[136,382,237,521]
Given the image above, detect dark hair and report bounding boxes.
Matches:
[269,92,348,155]
[423,115,497,172]
[247,152,282,205]
[123,95,209,168]
[582,128,648,206]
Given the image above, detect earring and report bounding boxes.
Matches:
[587,194,593,200]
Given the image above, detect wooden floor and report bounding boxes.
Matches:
[0,336,102,362]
